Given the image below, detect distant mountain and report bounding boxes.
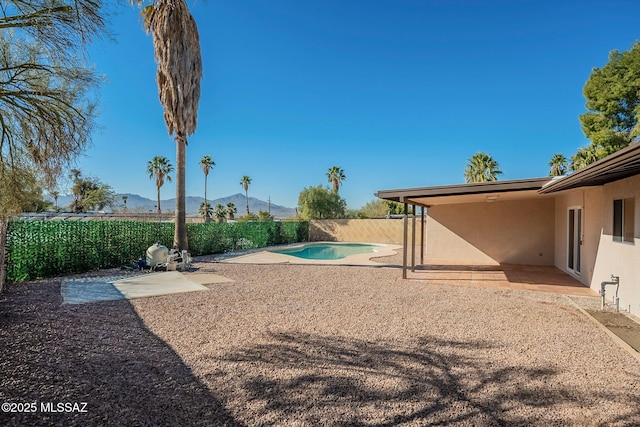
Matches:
[52,193,297,219]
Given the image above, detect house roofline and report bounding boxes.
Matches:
[375,177,551,203]
[539,142,640,194]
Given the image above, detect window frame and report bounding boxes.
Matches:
[613,197,635,244]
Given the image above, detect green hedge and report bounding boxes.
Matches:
[5,220,309,282]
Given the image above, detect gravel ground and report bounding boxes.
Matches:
[1,252,639,426]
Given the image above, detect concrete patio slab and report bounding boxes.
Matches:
[61,271,215,304]
[183,273,235,285]
[408,262,598,296]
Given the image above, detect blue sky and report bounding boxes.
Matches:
[79,0,640,209]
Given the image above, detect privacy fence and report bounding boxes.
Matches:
[2,220,309,283]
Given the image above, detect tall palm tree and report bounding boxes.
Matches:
[147,156,173,214]
[134,0,202,251]
[240,175,252,214]
[199,155,215,221]
[464,152,502,183]
[226,202,237,220]
[548,153,568,176]
[326,166,346,192]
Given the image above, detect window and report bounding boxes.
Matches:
[613,198,635,243]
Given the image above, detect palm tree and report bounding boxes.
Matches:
[199,155,215,221]
[326,166,346,192]
[198,201,213,221]
[464,152,502,183]
[213,203,227,222]
[548,153,568,176]
[226,202,237,221]
[147,156,173,214]
[135,0,202,251]
[570,144,606,171]
[240,175,252,214]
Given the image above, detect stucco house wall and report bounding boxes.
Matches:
[591,174,640,317]
[552,187,604,286]
[426,198,555,265]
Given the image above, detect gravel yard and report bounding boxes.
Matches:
[1,252,639,426]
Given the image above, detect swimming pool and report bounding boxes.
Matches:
[271,243,379,260]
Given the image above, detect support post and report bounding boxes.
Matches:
[402,202,408,279]
[411,205,416,272]
[420,206,425,265]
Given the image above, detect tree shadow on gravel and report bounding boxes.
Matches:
[0,280,242,427]
[219,332,640,426]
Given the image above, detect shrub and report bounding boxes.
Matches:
[5,219,309,282]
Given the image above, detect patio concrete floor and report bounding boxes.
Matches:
[405,262,598,296]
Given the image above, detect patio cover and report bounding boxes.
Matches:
[376,177,551,207]
[375,178,553,278]
[375,142,640,279]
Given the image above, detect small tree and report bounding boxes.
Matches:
[357,199,389,218]
[298,185,347,220]
[69,170,115,212]
[257,210,273,221]
[237,212,258,222]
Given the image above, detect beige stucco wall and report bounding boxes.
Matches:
[591,175,640,317]
[552,187,604,285]
[426,198,555,265]
[553,175,640,317]
[309,219,413,244]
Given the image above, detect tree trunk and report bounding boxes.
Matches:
[203,173,208,223]
[245,190,249,214]
[0,216,8,293]
[157,185,162,214]
[174,134,189,251]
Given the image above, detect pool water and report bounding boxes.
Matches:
[272,243,378,260]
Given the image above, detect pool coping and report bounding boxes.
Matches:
[219,242,402,266]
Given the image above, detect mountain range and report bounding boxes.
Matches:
[53,193,297,219]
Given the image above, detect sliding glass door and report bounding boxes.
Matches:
[567,207,582,275]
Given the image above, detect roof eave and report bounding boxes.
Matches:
[376,178,551,203]
[539,143,640,194]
